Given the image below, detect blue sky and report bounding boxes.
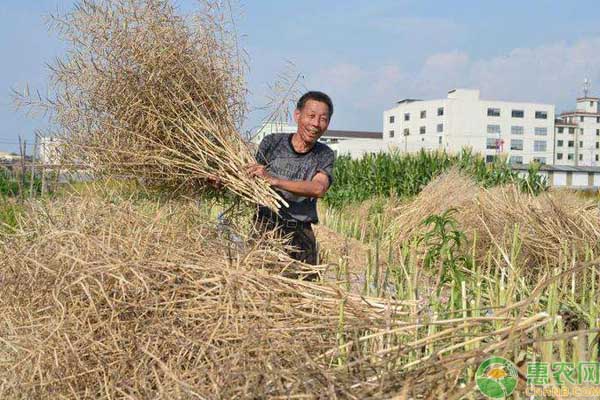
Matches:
[1,0,600,152]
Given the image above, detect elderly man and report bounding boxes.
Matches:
[247,91,335,269]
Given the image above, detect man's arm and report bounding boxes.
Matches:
[247,164,330,198]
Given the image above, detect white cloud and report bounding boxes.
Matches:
[316,63,365,92]
[468,38,600,108]
[273,37,600,132]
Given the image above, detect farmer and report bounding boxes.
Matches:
[247,91,335,271]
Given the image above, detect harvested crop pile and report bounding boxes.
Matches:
[388,169,600,274]
[389,168,480,243]
[18,0,282,209]
[0,193,551,399]
[475,185,600,265]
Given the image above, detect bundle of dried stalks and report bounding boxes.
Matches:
[17,0,283,209]
[0,193,555,398]
[388,169,600,274]
[388,168,480,243]
[474,185,600,266]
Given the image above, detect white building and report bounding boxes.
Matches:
[554,96,600,166]
[383,89,555,165]
[38,136,62,165]
[0,151,21,161]
[252,122,385,159]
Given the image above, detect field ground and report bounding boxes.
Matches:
[1,173,600,398]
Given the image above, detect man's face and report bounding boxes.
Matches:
[293,99,331,144]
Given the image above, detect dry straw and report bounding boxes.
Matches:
[0,192,558,398]
[388,169,600,273]
[16,0,283,209]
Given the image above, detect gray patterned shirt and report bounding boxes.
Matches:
[256,133,335,223]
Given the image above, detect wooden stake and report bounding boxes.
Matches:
[30,135,38,198]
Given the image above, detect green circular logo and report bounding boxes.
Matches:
[475,356,518,398]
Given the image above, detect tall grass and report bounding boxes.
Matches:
[0,169,42,197]
[325,149,547,207]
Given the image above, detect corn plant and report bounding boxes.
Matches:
[325,148,547,207]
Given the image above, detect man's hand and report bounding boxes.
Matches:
[246,164,278,186]
[205,176,223,190]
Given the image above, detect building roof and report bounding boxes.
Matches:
[577,97,600,101]
[396,98,422,104]
[324,130,383,139]
[560,111,600,116]
[511,164,600,173]
[554,119,578,126]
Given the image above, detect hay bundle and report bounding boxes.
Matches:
[0,193,551,398]
[475,185,600,265]
[388,170,600,274]
[18,0,282,209]
[388,168,480,243]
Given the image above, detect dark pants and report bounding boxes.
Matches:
[254,211,318,266]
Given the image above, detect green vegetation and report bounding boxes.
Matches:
[324,149,548,207]
[0,169,42,197]
[0,199,23,233]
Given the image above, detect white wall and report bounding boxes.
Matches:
[332,139,388,159]
[552,172,567,186]
[572,172,588,186]
[38,137,62,165]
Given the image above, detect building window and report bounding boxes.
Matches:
[568,140,574,147]
[534,140,547,152]
[485,155,496,163]
[389,115,395,124]
[596,154,599,162]
[533,157,547,164]
[579,154,583,161]
[437,107,444,116]
[389,130,395,138]
[581,116,584,122]
[438,136,442,144]
[486,138,500,149]
[534,127,548,136]
[591,101,594,107]
[581,128,585,135]
[509,155,523,164]
[580,141,583,148]
[568,153,574,160]
[511,126,524,135]
[557,140,563,147]
[511,109,524,118]
[557,153,563,160]
[420,110,426,119]
[437,123,443,133]
[510,139,523,151]
[597,129,600,136]
[487,108,501,117]
[557,127,564,133]
[597,117,600,123]
[569,127,575,134]
[419,126,426,134]
[487,124,501,134]
[535,111,548,119]
[403,128,410,136]
[404,113,410,121]
[597,142,599,149]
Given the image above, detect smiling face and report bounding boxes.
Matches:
[293,99,331,145]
